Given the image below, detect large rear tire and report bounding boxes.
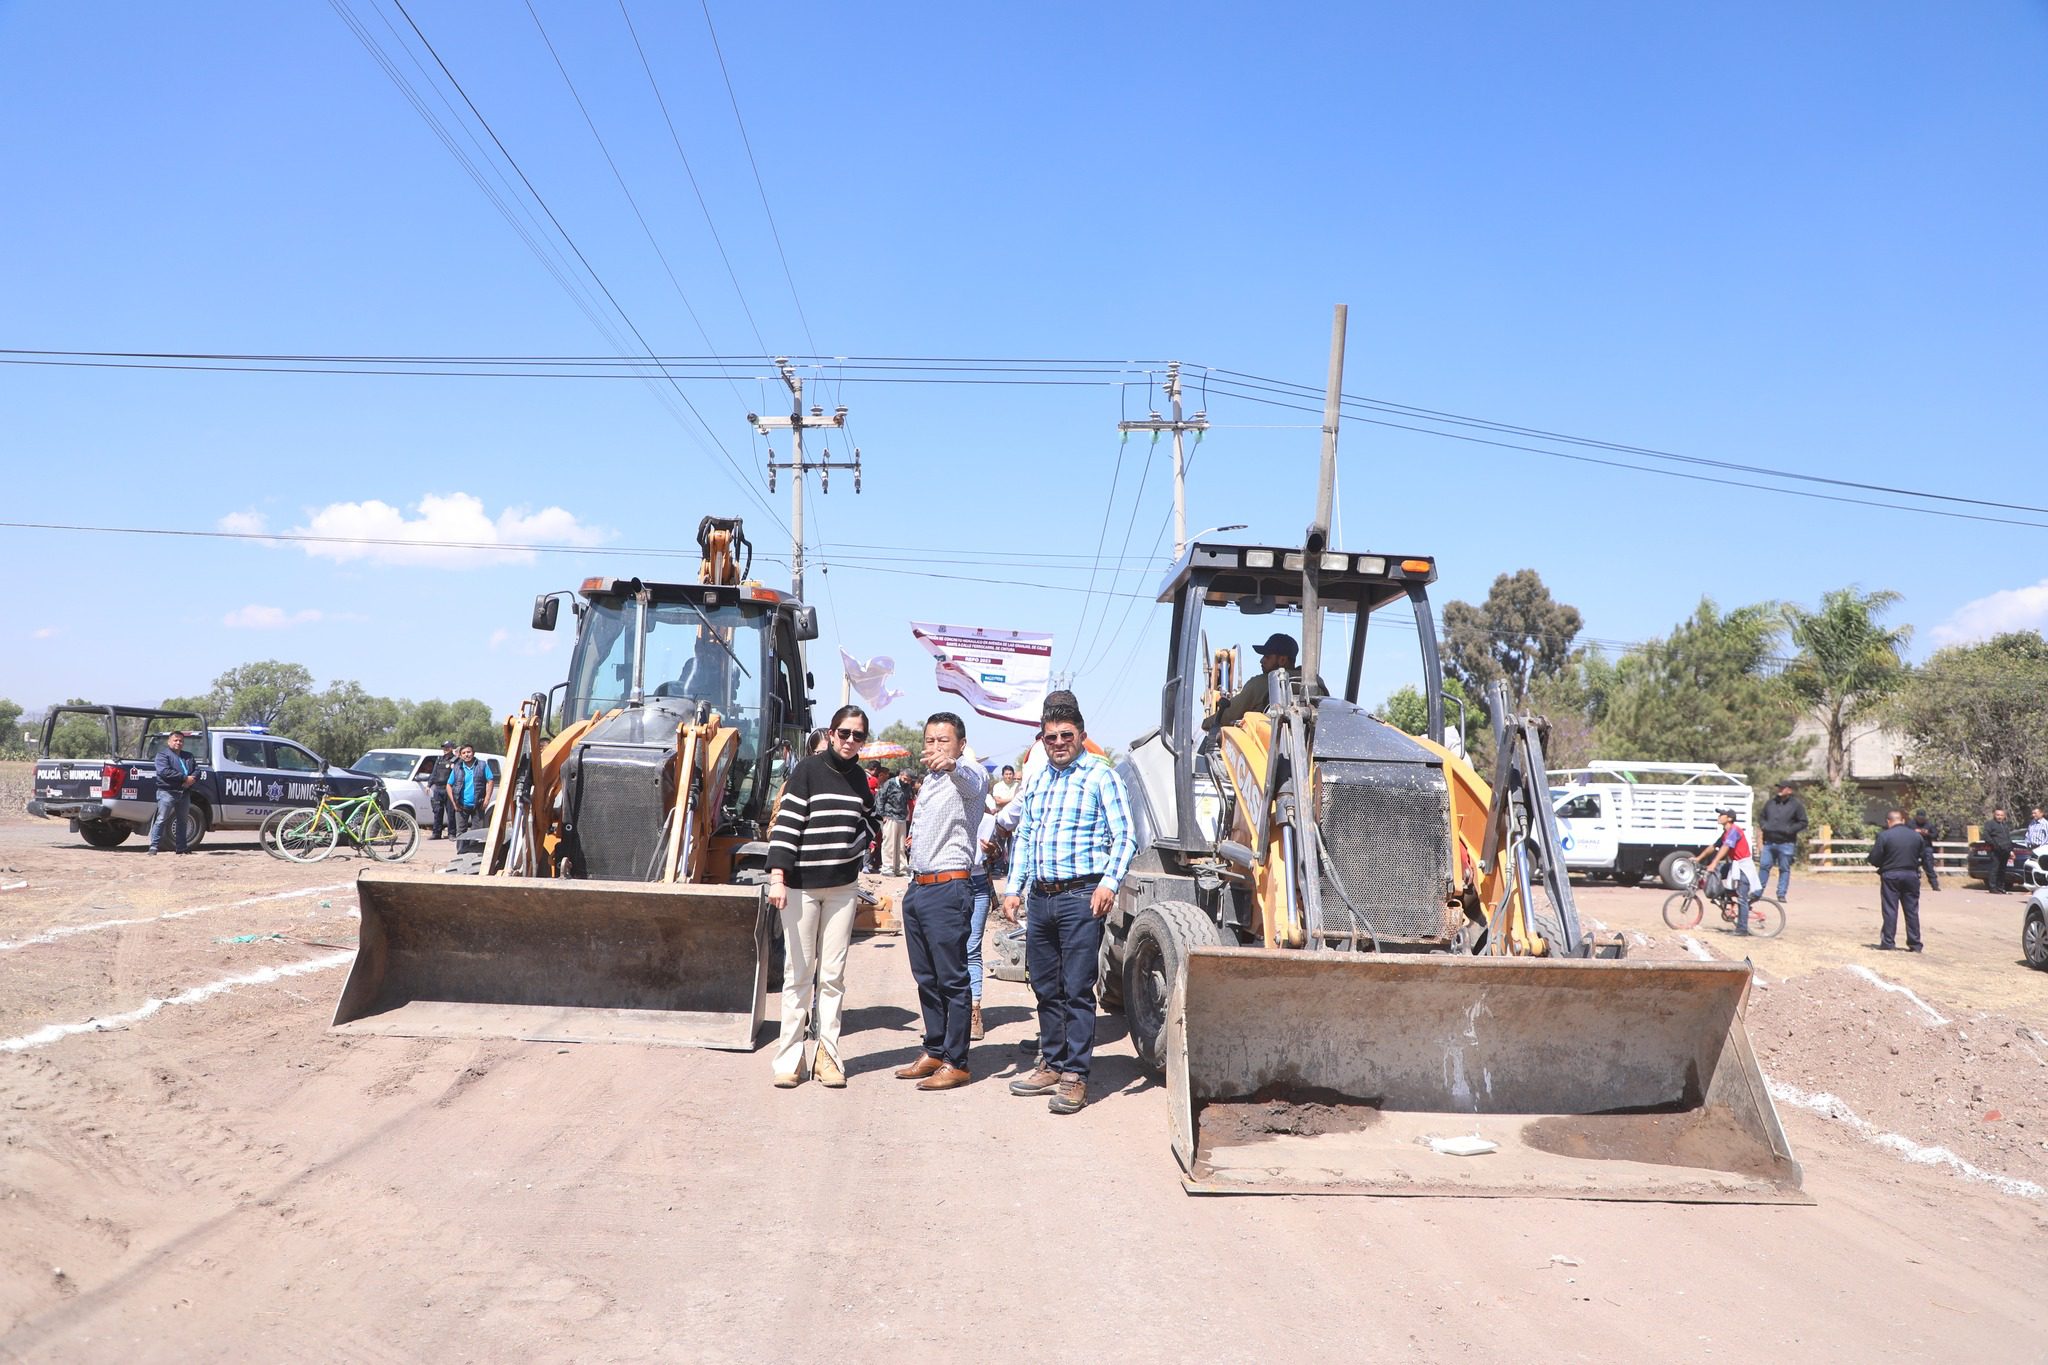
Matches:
[79,820,130,849]
[1123,901,1224,1073]
[1658,851,1697,891]
[2024,908,2048,971]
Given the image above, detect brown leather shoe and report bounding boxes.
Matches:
[894,1054,944,1080]
[1048,1074,1087,1114]
[916,1064,971,1091]
[970,1003,985,1041]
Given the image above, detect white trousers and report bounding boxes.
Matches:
[882,820,907,875]
[774,881,859,1080]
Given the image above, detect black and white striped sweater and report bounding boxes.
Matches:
[766,752,877,888]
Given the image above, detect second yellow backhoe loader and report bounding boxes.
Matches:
[332,517,818,1049]
[1097,307,1803,1200]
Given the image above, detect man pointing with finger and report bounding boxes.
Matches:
[1002,694,1135,1115]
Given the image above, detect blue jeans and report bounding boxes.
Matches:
[903,878,973,1068]
[966,871,993,1002]
[1757,841,1796,898]
[150,789,190,853]
[1026,884,1105,1079]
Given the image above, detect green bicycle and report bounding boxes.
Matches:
[271,783,419,864]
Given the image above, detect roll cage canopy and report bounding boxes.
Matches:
[1154,541,1438,613]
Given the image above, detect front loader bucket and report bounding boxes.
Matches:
[333,868,773,1050]
[1168,949,1805,1202]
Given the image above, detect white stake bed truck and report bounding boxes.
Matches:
[1549,760,1754,890]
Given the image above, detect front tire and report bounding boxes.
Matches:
[362,808,421,863]
[79,820,130,849]
[2025,908,2048,971]
[1662,890,1703,930]
[1658,851,1697,891]
[1123,901,1224,1073]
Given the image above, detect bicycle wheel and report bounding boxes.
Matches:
[1662,890,1703,931]
[276,808,339,863]
[1742,897,1786,939]
[258,807,299,861]
[361,806,420,863]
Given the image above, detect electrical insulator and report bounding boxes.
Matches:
[767,467,776,493]
[821,468,830,493]
[853,448,862,493]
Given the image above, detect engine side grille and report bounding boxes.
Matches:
[1316,759,1455,945]
[568,745,670,882]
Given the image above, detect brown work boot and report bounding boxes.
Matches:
[917,1064,971,1091]
[814,1049,846,1088]
[1048,1074,1087,1114]
[1008,1065,1060,1096]
[772,1070,803,1089]
[970,1003,985,1041]
[894,1054,944,1080]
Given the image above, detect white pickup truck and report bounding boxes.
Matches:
[1550,760,1754,890]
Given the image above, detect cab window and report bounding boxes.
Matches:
[220,737,268,768]
[1557,793,1602,820]
[272,744,321,773]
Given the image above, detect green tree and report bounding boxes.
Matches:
[873,720,924,773]
[300,681,405,766]
[1890,631,2048,815]
[1378,676,1474,743]
[1525,651,1615,770]
[1782,587,1912,785]
[187,661,317,730]
[0,698,28,758]
[1441,569,1584,701]
[393,698,502,754]
[1592,598,1804,782]
[46,699,112,758]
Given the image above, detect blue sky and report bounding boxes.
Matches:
[4,1,2044,754]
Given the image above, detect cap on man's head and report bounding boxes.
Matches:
[1775,780,1794,792]
[1254,632,1300,660]
[442,740,456,750]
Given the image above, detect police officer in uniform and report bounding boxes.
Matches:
[429,741,457,839]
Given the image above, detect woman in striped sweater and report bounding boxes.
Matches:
[766,704,878,1088]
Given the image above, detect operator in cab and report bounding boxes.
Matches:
[1206,632,1325,731]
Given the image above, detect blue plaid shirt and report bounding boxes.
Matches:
[1008,754,1137,893]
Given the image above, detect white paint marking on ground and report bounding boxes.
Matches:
[1767,1080,2043,1201]
[1844,964,1949,1026]
[1678,935,1714,961]
[0,883,351,952]
[0,951,356,1053]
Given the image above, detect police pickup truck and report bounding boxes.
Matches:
[26,704,381,850]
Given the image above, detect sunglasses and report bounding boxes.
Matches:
[832,727,868,741]
[1043,729,1080,744]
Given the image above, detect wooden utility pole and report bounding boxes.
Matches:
[1117,361,1210,559]
[749,358,859,605]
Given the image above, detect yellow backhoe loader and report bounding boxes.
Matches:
[333,517,818,1049]
[1097,309,1803,1200]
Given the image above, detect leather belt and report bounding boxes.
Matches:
[1032,874,1102,897]
[911,869,971,886]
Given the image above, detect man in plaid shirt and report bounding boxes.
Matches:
[1000,693,1136,1115]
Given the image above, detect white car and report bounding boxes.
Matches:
[351,748,505,822]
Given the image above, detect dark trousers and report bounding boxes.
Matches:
[1880,872,1922,948]
[903,878,973,1068]
[430,788,454,838]
[453,803,485,836]
[150,789,190,853]
[1988,847,2012,893]
[1026,884,1105,1079]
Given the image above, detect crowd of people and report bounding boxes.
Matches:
[764,689,1134,1114]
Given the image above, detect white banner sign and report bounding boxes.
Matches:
[910,622,1053,729]
[839,649,904,712]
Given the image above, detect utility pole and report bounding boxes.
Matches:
[1117,360,1209,559]
[749,358,860,605]
[1298,305,1348,683]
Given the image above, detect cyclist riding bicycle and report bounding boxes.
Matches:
[1697,808,1758,937]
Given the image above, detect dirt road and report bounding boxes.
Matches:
[3,818,2045,1362]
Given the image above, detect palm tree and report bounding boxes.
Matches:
[1782,588,1912,784]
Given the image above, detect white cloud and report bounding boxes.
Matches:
[31,627,58,639]
[223,605,323,630]
[218,510,270,538]
[288,492,608,569]
[488,628,511,650]
[1932,580,2048,646]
